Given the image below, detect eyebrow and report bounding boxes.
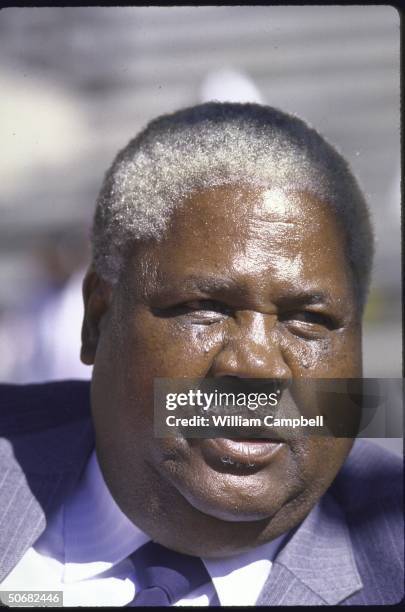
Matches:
[155,275,332,305]
[276,291,331,306]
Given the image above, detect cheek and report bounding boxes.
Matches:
[277,329,362,377]
[299,437,354,488]
[92,309,228,442]
[117,308,226,378]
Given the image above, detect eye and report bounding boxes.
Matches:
[280,310,338,337]
[182,300,232,320]
[288,311,334,326]
[153,299,232,324]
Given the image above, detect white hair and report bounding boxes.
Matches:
[92,102,374,308]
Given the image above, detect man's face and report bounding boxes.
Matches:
[82,184,362,557]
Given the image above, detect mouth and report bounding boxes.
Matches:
[197,436,286,472]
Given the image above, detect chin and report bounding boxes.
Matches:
[156,437,298,523]
[172,468,290,523]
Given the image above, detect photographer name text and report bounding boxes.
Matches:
[166,414,324,428]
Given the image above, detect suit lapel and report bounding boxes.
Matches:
[0,440,64,582]
[257,492,363,605]
[0,382,94,582]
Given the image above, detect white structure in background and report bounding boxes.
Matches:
[200,68,264,104]
[0,69,90,202]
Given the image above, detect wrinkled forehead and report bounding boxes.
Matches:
[121,184,354,299]
[161,184,345,241]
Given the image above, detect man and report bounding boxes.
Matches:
[0,102,403,606]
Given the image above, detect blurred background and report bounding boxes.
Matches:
[0,7,401,451]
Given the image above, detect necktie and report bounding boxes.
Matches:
[128,540,218,606]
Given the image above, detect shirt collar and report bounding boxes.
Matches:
[63,449,286,604]
[203,535,286,606]
[63,450,148,583]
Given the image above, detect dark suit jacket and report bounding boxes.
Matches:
[0,381,403,605]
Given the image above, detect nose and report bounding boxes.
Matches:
[210,311,292,381]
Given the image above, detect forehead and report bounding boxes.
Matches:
[126,185,353,300]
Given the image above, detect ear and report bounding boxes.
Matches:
[80,266,113,365]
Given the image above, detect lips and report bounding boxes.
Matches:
[197,437,285,470]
